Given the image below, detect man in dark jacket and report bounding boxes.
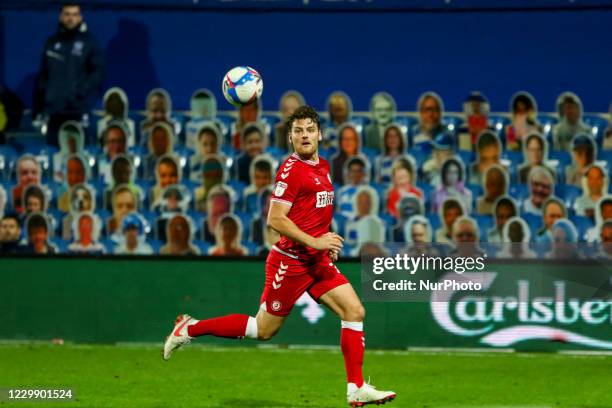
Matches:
[33,2,105,146]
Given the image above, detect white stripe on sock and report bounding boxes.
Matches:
[245,316,258,339]
[341,321,363,331]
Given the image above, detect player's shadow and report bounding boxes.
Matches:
[218,399,336,408]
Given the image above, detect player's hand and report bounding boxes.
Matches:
[329,249,339,262]
[312,232,344,252]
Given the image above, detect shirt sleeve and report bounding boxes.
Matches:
[270,161,301,207]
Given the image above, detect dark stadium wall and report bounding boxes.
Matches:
[2,8,611,112]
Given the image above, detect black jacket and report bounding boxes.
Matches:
[33,22,105,117]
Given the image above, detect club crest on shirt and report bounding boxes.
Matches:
[72,41,83,56]
[274,181,288,197]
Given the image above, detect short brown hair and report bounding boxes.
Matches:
[286,105,320,133]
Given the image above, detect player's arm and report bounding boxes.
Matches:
[267,201,343,252]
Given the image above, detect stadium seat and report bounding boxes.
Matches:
[555,184,582,209]
[473,214,494,238]
[508,184,529,202]
[488,114,511,135]
[549,150,572,170]
[569,214,595,238]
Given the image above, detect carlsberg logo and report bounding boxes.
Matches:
[431,273,612,349]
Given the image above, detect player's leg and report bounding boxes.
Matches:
[163,308,287,360]
[163,251,308,360]
[313,270,396,406]
[318,283,366,389]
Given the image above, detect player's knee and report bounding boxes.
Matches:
[344,304,365,322]
[257,327,279,341]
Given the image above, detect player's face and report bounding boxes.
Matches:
[290,118,320,159]
[107,128,126,157]
[199,132,217,156]
[67,158,85,186]
[158,162,178,188]
[544,203,564,229]
[18,159,40,186]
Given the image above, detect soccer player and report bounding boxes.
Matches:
[163,106,396,406]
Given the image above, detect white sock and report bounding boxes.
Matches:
[245,316,258,339]
[341,320,363,332]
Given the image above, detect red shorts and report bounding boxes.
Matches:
[259,247,350,317]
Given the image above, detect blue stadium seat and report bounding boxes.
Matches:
[488,114,511,135]
[521,213,542,236]
[235,211,252,241]
[261,114,280,128]
[549,150,572,170]
[569,214,595,238]
[473,214,493,238]
[442,115,464,132]
[555,184,582,209]
[426,213,441,231]
[242,240,258,256]
[147,238,162,254]
[597,151,612,174]
[509,184,529,202]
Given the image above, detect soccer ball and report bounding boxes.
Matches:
[221,66,263,106]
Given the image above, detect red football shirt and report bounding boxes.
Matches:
[270,153,335,260]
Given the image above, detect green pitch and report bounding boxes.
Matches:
[0,343,610,408]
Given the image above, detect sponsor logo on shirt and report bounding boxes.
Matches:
[316,191,334,208]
